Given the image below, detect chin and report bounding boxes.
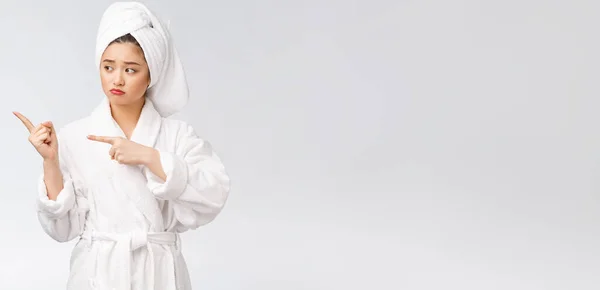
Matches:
[106,95,131,106]
[106,93,144,106]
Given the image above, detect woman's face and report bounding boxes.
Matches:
[99,42,150,107]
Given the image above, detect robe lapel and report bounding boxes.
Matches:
[85,98,124,180]
[87,97,162,147]
[87,97,165,230]
[129,97,162,148]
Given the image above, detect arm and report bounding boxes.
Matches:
[144,149,167,182]
[43,158,63,201]
[36,133,88,242]
[143,123,230,232]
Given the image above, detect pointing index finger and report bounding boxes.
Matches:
[13,111,35,132]
[87,135,115,144]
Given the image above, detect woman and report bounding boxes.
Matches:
[13,2,230,289]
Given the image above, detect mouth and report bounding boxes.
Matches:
[110,89,125,95]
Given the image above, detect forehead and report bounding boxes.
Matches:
[102,42,146,62]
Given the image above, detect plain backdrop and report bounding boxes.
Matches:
[0,0,599,289]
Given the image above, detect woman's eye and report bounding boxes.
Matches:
[126,68,136,73]
[104,66,113,71]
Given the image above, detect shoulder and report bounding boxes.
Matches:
[160,117,212,152]
[160,118,199,138]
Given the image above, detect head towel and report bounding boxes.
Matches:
[95,1,189,117]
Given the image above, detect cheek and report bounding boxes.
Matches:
[100,71,111,86]
[130,76,149,94]
[137,72,150,88]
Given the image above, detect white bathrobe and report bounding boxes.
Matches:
[36,97,230,290]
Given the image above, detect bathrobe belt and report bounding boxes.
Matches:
[81,229,181,290]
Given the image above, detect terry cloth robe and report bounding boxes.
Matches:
[36,97,230,290]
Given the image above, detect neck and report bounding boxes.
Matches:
[110,97,145,139]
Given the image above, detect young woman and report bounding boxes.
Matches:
[13,2,230,289]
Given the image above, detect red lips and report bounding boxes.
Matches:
[110,89,125,95]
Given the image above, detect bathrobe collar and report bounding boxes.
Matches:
[88,96,162,148]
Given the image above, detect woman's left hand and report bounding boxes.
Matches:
[87,135,158,166]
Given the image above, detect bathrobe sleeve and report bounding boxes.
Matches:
[36,132,88,242]
[144,122,230,231]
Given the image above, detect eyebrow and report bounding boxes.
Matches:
[102,59,142,66]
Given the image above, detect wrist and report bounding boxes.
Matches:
[143,147,160,166]
[43,157,59,166]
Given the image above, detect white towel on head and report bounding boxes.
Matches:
[95,1,189,117]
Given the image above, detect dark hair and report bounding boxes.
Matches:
[110,33,142,48]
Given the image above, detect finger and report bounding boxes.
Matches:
[41,120,57,134]
[29,127,48,144]
[44,122,59,142]
[38,132,49,142]
[13,111,35,132]
[109,147,116,159]
[87,135,115,144]
[41,121,54,132]
[115,153,123,163]
[33,130,50,141]
[31,132,49,146]
[31,124,48,135]
[33,126,50,136]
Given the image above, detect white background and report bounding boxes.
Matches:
[0,0,599,289]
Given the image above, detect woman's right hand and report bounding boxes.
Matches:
[13,112,59,161]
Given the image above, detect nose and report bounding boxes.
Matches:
[113,71,124,87]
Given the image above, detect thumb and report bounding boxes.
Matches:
[42,121,58,140]
[42,121,56,132]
